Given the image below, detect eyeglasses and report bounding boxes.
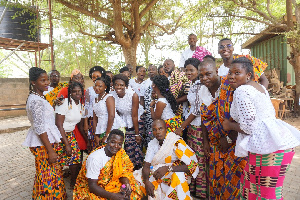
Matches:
[219,44,233,49]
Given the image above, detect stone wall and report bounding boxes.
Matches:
[0,76,93,118]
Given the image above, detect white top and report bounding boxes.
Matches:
[23,94,62,147]
[231,85,300,157]
[86,148,111,179]
[198,84,220,107]
[186,80,202,126]
[155,98,175,120]
[179,47,195,68]
[55,98,84,132]
[218,64,229,76]
[43,86,54,95]
[129,78,150,97]
[93,94,125,134]
[84,86,98,118]
[111,88,144,128]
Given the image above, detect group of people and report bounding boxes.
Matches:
[23,35,300,200]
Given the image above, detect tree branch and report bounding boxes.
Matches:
[266,0,277,20]
[139,0,159,18]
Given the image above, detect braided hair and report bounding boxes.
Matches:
[95,75,111,93]
[67,81,84,107]
[89,66,106,79]
[152,75,178,113]
[29,67,47,93]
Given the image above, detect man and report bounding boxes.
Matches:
[218,38,269,88]
[73,129,142,200]
[44,70,68,106]
[134,119,199,200]
[163,59,190,116]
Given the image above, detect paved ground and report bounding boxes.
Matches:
[0,116,299,200]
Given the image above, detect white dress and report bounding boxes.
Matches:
[186,80,202,126]
[230,85,300,157]
[111,88,143,128]
[93,94,125,134]
[155,98,175,120]
[23,94,62,147]
[129,78,149,97]
[84,86,97,118]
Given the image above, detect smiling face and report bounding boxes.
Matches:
[228,63,251,90]
[188,34,197,47]
[152,120,167,145]
[31,73,50,94]
[49,71,60,86]
[137,67,146,81]
[218,39,234,60]
[91,71,102,83]
[148,65,157,79]
[94,79,107,95]
[71,85,83,102]
[105,134,124,156]
[185,64,198,82]
[163,59,175,74]
[199,63,218,89]
[113,79,126,97]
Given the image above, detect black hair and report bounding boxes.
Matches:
[203,55,216,62]
[95,75,111,93]
[184,57,201,69]
[50,69,60,74]
[106,70,113,74]
[67,81,84,107]
[157,65,164,73]
[219,38,232,44]
[136,65,144,73]
[29,67,47,92]
[119,67,129,73]
[188,33,197,38]
[107,129,125,141]
[152,75,178,113]
[89,66,106,79]
[112,73,129,87]
[232,57,254,79]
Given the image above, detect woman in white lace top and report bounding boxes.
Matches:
[223,57,300,200]
[111,74,144,170]
[93,75,125,145]
[23,67,66,199]
[150,75,182,133]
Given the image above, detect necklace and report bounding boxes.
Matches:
[97,92,107,102]
[30,91,46,100]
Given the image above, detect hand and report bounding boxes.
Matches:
[174,127,183,136]
[65,144,72,156]
[55,95,64,106]
[145,180,155,198]
[95,135,100,147]
[122,183,132,199]
[153,166,169,180]
[203,141,210,157]
[101,135,108,144]
[135,135,142,145]
[218,136,230,153]
[222,118,232,131]
[150,100,156,108]
[48,151,58,164]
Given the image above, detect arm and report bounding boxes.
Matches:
[140,96,145,107]
[131,93,142,143]
[175,114,196,135]
[55,113,72,156]
[176,95,188,104]
[93,111,100,147]
[39,133,58,164]
[150,101,166,120]
[142,162,155,198]
[223,118,248,135]
[103,96,115,142]
[201,122,210,156]
[258,73,269,89]
[88,179,125,200]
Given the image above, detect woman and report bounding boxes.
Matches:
[85,66,106,149]
[55,82,85,188]
[175,58,207,198]
[111,74,144,170]
[223,57,300,200]
[93,75,125,145]
[157,65,168,77]
[150,75,181,133]
[23,67,66,199]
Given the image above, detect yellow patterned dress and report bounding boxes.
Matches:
[45,82,68,106]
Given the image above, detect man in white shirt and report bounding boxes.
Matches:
[179,34,198,69]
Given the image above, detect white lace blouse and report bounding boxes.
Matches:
[186,80,202,126]
[93,94,125,134]
[155,98,175,120]
[84,86,97,118]
[129,78,149,97]
[231,85,300,157]
[23,94,62,147]
[111,88,143,128]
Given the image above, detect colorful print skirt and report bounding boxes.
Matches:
[30,145,66,199]
[240,148,295,200]
[57,131,81,166]
[124,129,144,170]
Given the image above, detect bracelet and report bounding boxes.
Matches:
[168,165,173,172]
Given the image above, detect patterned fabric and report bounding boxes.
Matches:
[88,118,97,150]
[165,115,182,133]
[124,130,144,170]
[143,85,154,147]
[45,82,68,106]
[30,145,66,199]
[192,46,212,61]
[169,69,191,116]
[240,148,295,200]
[73,147,142,200]
[56,131,81,166]
[187,125,207,198]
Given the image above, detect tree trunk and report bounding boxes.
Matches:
[294,54,300,114]
[122,43,138,75]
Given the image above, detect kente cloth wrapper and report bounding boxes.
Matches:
[56,131,81,166]
[73,147,142,200]
[134,132,199,200]
[165,115,182,133]
[30,144,66,200]
[45,82,68,106]
[240,148,295,200]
